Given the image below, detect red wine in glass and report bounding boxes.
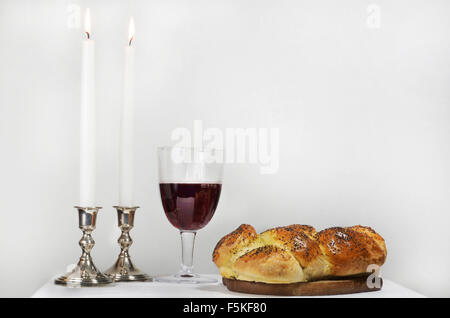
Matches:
[159,183,222,231]
[157,146,224,283]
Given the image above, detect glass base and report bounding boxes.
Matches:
[155,273,218,284]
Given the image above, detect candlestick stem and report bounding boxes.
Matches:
[55,207,113,287]
[105,206,151,282]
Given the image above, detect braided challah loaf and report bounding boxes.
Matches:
[213,224,387,284]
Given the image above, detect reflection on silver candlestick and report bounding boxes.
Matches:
[55,207,113,287]
[105,206,151,282]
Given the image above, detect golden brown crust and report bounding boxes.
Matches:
[316,226,386,276]
[232,245,304,283]
[212,224,262,278]
[212,224,387,283]
[349,225,387,259]
[212,224,258,266]
[260,225,322,269]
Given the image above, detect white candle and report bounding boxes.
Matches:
[80,8,96,207]
[119,17,136,207]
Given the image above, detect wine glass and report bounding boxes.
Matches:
[155,147,224,284]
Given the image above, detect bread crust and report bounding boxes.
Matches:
[260,225,322,269]
[349,225,387,258]
[212,224,261,278]
[316,227,386,277]
[232,245,304,283]
[213,224,387,283]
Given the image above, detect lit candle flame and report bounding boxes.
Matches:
[85,8,91,39]
[128,17,135,46]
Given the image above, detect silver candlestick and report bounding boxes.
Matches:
[105,206,151,282]
[55,206,113,287]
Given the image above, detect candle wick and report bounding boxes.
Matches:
[129,36,134,46]
[85,31,90,39]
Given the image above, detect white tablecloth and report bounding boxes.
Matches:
[32,275,424,298]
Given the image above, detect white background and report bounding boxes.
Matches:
[1,0,450,297]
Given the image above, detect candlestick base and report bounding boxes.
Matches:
[55,207,113,287]
[105,206,151,282]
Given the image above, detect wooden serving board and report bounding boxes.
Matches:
[223,276,382,296]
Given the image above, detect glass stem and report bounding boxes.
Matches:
[179,231,196,277]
